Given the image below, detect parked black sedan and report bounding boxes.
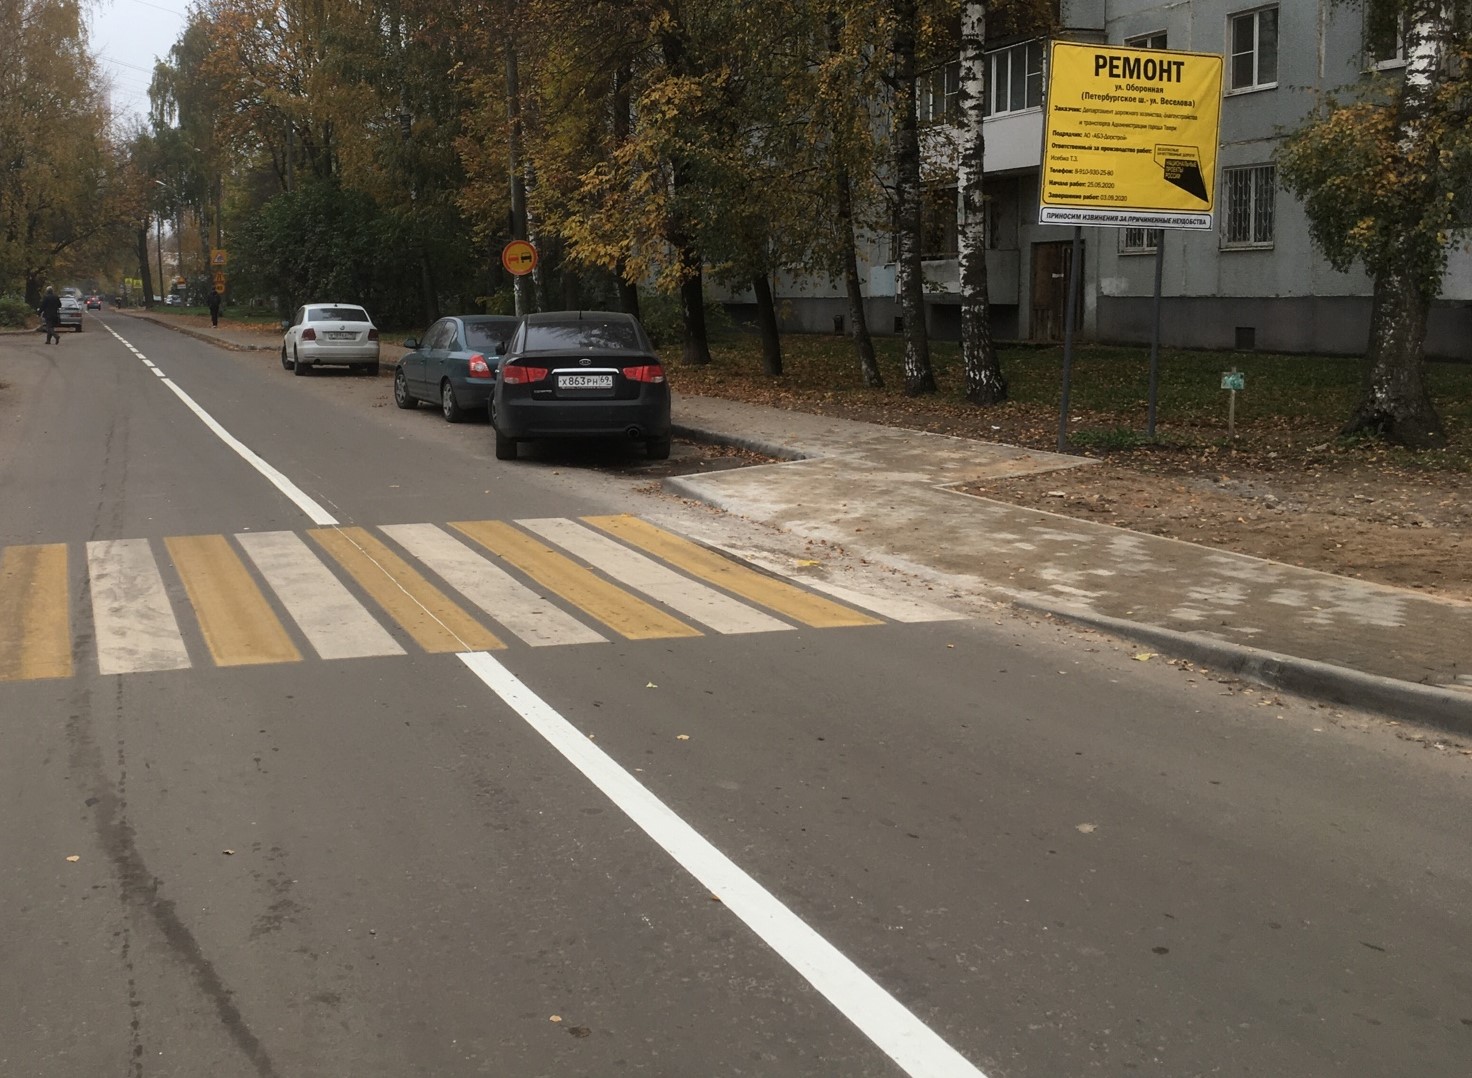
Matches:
[491,311,671,460]
[394,315,521,422]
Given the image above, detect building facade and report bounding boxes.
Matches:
[747,1,1472,360]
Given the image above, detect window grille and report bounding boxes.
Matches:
[1222,165,1276,246]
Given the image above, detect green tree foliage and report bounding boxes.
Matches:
[0,1,119,303]
[1277,0,1472,449]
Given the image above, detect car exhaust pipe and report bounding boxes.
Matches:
[626,426,643,440]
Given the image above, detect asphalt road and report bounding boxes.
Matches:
[1,314,1469,1077]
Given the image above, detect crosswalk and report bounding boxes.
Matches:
[0,515,965,682]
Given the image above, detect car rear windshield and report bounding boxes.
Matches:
[522,320,642,351]
[466,323,516,349]
[310,307,370,323]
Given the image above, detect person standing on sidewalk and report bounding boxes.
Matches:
[38,286,61,344]
[207,289,221,327]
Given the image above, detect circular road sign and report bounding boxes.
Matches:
[501,239,538,277]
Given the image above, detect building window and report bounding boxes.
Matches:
[1127,31,1168,50]
[984,41,1044,116]
[920,60,961,123]
[1120,228,1162,253]
[1222,165,1275,247]
[1365,10,1408,69]
[920,185,959,259]
[1229,7,1278,91]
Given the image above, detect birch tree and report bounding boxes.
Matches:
[1278,0,1472,449]
[889,0,937,394]
[956,0,1006,404]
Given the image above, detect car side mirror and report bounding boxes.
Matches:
[402,338,419,350]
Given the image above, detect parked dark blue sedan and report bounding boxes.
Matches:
[491,311,670,460]
[394,315,521,422]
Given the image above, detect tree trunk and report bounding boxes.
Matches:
[892,0,935,395]
[957,0,1006,405]
[837,163,881,387]
[1343,267,1446,448]
[676,241,712,365]
[505,35,535,316]
[615,259,641,319]
[751,274,783,376]
[136,223,154,309]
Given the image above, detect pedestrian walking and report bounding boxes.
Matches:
[38,286,61,345]
[207,289,221,327]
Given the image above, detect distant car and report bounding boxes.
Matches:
[394,315,521,422]
[57,295,84,332]
[281,303,381,377]
[164,294,182,306]
[85,295,102,310]
[490,310,671,461]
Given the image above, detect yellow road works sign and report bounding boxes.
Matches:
[1040,42,1223,230]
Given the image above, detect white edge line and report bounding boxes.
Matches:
[457,651,988,1078]
[105,325,338,526]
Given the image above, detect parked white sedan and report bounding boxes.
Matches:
[281,303,381,377]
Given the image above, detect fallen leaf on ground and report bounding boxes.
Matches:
[645,682,657,689]
[222,849,235,856]
[1133,652,1157,661]
[549,1015,562,1023]
[1076,823,1097,834]
[65,855,80,862]
[676,734,690,741]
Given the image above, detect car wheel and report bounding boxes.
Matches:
[281,346,293,371]
[293,347,308,376]
[494,429,518,461]
[645,435,672,461]
[440,380,465,423]
[393,369,418,409]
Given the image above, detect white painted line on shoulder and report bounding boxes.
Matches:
[102,324,338,526]
[457,651,988,1078]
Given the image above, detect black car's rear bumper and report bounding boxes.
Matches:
[495,391,671,440]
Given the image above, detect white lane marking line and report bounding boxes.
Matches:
[87,539,192,675]
[235,531,404,660]
[380,523,605,647]
[458,651,988,1078]
[519,518,795,635]
[103,325,337,526]
[709,543,969,623]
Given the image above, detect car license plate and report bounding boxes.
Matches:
[558,374,613,389]
[326,331,355,340]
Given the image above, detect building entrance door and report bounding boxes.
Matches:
[1030,240,1083,341]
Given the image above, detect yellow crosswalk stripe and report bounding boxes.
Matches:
[450,520,702,641]
[165,535,301,666]
[582,515,882,628]
[0,544,72,681]
[310,526,504,653]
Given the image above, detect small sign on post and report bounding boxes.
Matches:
[1221,368,1244,436]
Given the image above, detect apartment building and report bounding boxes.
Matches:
[755,1,1472,360]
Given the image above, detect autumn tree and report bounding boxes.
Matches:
[0,1,117,303]
[1277,0,1472,449]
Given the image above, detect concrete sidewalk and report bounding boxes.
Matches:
[669,396,1472,732]
[120,311,1472,730]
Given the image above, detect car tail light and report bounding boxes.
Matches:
[368,328,379,341]
[624,363,666,384]
[500,363,549,384]
[301,327,317,341]
[468,354,492,379]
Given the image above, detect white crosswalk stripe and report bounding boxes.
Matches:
[380,523,605,647]
[236,530,405,659]
[87,538,191,675]
[519,518,794,635]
